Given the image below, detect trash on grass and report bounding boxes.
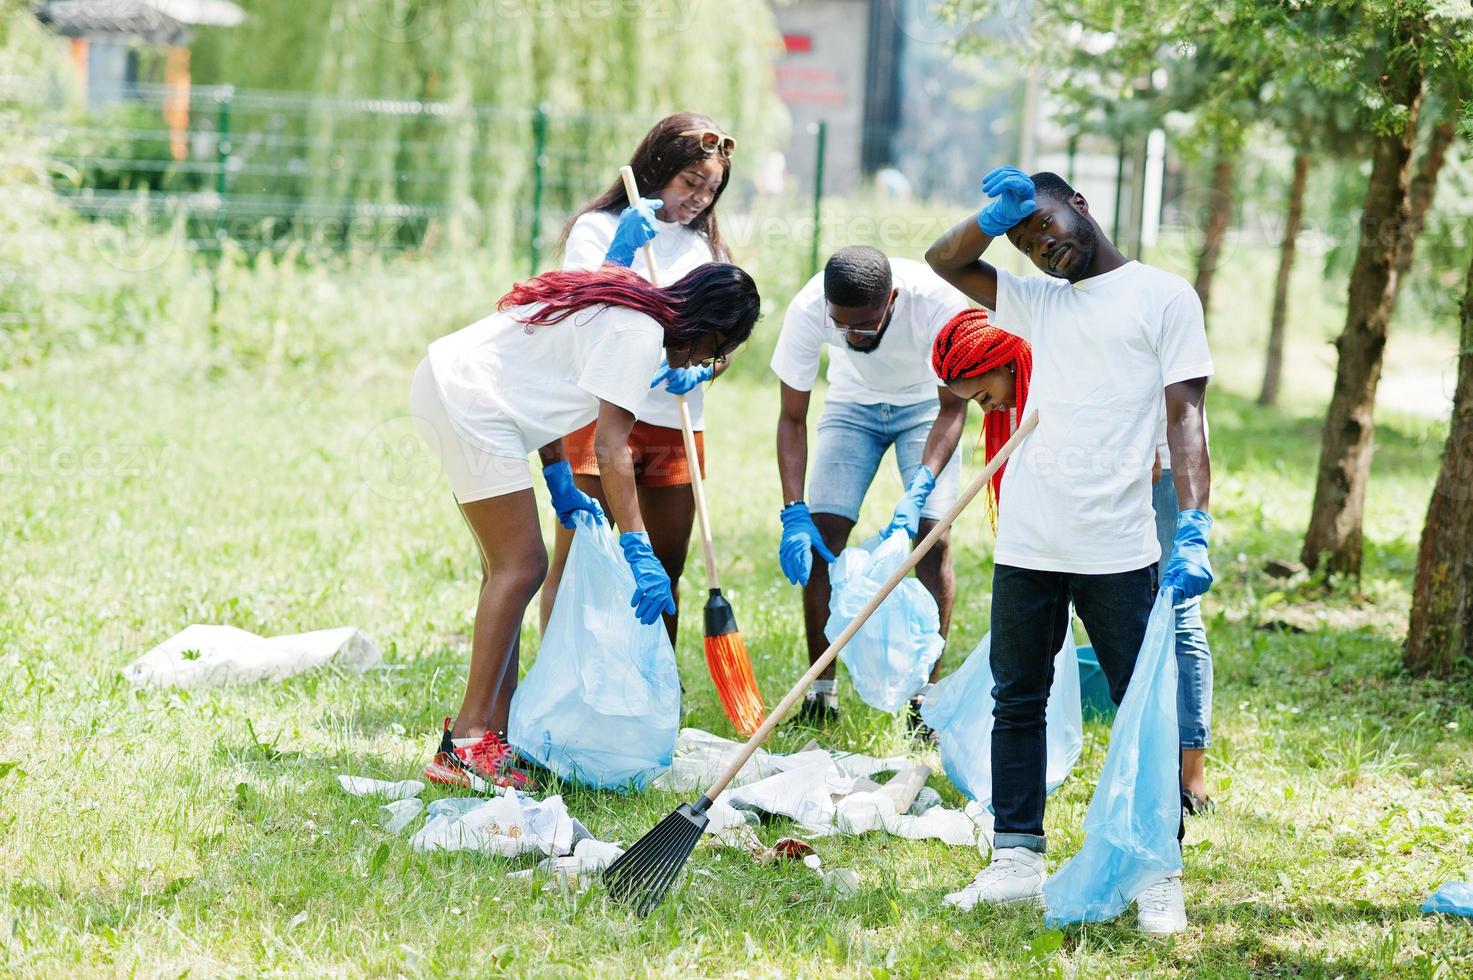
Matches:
[380,798,424,834]
[337,775,425,800]
[507,838,627,891]
[410,790,574,858]
[822,867,862,897]
[125,625,381,688]
[652,727,908,794]
[1423,881,1473,918]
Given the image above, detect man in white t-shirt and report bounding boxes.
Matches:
[925,167,1214,935]
[771,245,971,730]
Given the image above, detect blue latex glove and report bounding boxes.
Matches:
[1161,509,1214,599]
[884,465,936,539]
[779,502,837,587]
[603,197,663,268]
[542,460,605,530]
[650,358,714,395]
[976,165,1037,237]
[620,531,676,625]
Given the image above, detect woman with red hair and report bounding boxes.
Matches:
[408,261,760,791]
[926,308,1032,523]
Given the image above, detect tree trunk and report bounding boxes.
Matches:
[1301,23,1425,577]
[1259,149,1310,407]
[1389,111,1457,302]
[1404,243,1473,675]
[1192,142,1237,329]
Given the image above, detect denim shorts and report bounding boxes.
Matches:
[809,399,961,523]
[1155,468,1213,750]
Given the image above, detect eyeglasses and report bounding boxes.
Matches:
[826,304,893,339]
[680,128,736,157]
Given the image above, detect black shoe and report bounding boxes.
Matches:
[792,694,839,727]
[1181,788,1215,816]
[907,696,939,745]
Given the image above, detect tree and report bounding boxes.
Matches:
[1192,137,1238,322]
[1301,3,1473,576]
[1405,209,1473,674]
[949,2,1289,332]
[1255,43,1376,408]
[1258,147,1308,407]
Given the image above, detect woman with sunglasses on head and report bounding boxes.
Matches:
[409,261,760,791]
[538,112,738,648]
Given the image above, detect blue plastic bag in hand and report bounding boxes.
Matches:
[921,622,1084,805]
[825,533,944,714]
[1043,588,1182,927]
[507,512,680,790]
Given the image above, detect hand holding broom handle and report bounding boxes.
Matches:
[618,165,721,592]
[699,408,1039,804]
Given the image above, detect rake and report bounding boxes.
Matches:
[604,409,1040,914]
[618,165,766,735]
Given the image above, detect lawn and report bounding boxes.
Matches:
[3,224,1472,977]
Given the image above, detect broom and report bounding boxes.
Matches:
[604,409,1041,915]
[618,166,766,736]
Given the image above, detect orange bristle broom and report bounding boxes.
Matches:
[619,166,765,735]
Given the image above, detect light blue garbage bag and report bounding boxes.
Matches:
[921,621,1084,805]
[1043,587,1181,926]
[825,532,945,714]
[1423,882,1473,918]
[507,511,680,790]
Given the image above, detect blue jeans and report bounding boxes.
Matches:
[808,400,961,522]
[989,562,1183,852]
[1154,469,1213,751]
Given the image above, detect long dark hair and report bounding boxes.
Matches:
[559,112,734,261]
[498,263,759,354]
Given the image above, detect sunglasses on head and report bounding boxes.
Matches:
[680,128,736,157]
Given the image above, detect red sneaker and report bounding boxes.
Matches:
[423,719,537,793]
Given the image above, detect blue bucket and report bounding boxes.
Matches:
[1076,645,1116,720]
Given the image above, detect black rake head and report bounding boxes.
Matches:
[602,799,710,916]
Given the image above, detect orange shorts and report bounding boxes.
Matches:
[561,420,706,488]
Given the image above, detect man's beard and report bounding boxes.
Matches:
[1056,219,1099,282]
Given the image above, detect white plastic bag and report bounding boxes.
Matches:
[921,622,1084,805]
[508,512,680,790]
[825,533,945,714]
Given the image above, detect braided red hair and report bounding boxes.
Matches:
[497,266,676,327]
[931,309,1032,525]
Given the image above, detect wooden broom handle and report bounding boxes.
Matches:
[701,409,1040,803]
[619,165,721,590]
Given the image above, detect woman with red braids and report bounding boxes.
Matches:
[925,308,1032,524]
[408,260,760,791]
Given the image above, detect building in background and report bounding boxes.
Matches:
[771,0,1173,258]
[33,0,242,159]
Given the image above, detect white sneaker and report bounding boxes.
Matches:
[1135,873,1187,934]
[942,846,1045,911]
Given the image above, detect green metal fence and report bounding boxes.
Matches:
[1,77,831,276]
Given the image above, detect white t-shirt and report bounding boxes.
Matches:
[427,303,665,458]
[993,261,1214,574]
[769,258,972,406]
[563,209,716,430]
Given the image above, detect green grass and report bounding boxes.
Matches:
[3,223,1473,977]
